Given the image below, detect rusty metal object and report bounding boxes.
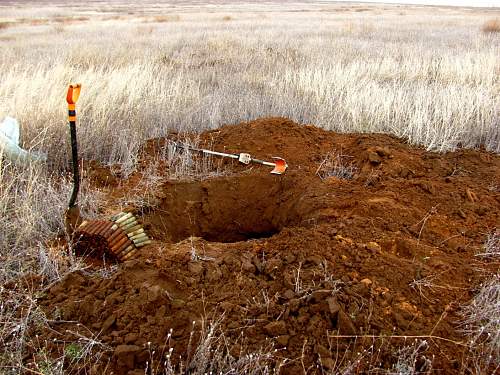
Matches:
[73,212,151,262]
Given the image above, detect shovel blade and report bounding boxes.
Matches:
[270,157,288,175]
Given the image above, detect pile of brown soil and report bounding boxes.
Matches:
[35,118,499,374]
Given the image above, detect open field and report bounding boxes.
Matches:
[0,1,499,374]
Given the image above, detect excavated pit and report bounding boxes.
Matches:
[144,174,300,243]
[36,118,500,375]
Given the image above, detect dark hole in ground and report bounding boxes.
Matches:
[144,174,297,243]
[202,228,280,243]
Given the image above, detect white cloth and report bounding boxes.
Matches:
[0,117,47,164]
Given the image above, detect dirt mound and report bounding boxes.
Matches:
[35,118,499,374]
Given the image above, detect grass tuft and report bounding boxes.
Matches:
[0,22,13,30]
[477,229,500,259]
[461,275,500,372]
[482,19,500,33]
[145,317,280,374]
[461,230,500,372]
[316,150,357,180]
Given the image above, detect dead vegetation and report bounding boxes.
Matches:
[0,1,499,374]
[53,16,90,24]
[0,22,13,30]
[482,18,500,33]
[145,15,181,23]
[316,150,357,181]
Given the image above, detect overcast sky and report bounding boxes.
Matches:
[336,1,500,7]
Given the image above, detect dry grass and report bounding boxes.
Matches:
[29,19,50,26]
[316,150,357,181]
[156,318,280,374]
[153,14,181,22]
[461,275,500,373]
[0,1,499,373]
[0,5,497,173]
[0,159,102,372]
[460,229,500,373]
[483,18,500,33]
[53,16,90,24]
[0,22,13,30]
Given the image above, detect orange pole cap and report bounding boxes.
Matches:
[66,84,81,105]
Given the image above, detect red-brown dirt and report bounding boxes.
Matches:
[34,118,499,374]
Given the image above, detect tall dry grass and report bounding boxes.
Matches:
[0,1,499,373]
[483,18,500,33]
[0,3,498,174]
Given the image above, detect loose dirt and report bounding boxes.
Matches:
[34,118,499,374]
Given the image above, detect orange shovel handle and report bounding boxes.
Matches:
[66,84,81,105]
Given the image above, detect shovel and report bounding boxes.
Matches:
[173,142,288,175]
[64,84,82,235]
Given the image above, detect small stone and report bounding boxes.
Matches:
[366,242,381,252]
[220,301,233,311]
[338,309,357,335]
[222,254,241,269]
[206,266,222,282]
[360,278,372,286]
[475,206,487,216]
[276,335,290,347]
[315,344,330,358]
[101,314,116,333]
[310,289,332,303]
[375,147,391,157]
[326,297,340,317]
[305,255,322,265]
[188,262,204,275]
[252,256,263,273]
[368,151,382,165]
[114,336,124,344]
[264,258,282,275]
[147,285,163,302]
[114,345,141,369]
[124,333,138,344]
[321,357,335,370]
[241,260,256,273]
[400,167,410,178]
[383,292,393,303]
[263,321,287,336]
[283,289,295,300]
[171,299,185,309]
[289,298,301,313]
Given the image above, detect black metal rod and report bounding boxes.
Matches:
[68,120,79,208]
